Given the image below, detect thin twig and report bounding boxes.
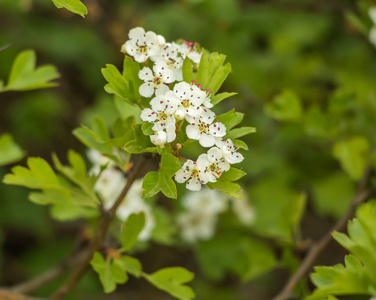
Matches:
[10,251,86,294]
[0,289,43,300]
[273,167,374,300]
[50,156,148,300]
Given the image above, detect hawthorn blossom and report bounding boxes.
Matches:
[116,179,156,241]
[231,196,255,225]
[186,112,226,147]
[140,95,177,144]
[139,61,174,97]
[175,158,210,191]
[175,41,202,64]
[121,27,160,63]
[215,138,244,164]
[198,147,231,182]
[152,43,183,81]
[369,7,376,47]
[177,211,217,243]
[165,82,207,119]
[87,149,116,176]
[182,187,228,215]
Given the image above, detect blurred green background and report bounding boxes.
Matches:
[1,0,375,299]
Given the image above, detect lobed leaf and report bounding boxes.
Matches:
[0,133,25,166]
[51,0,88,17]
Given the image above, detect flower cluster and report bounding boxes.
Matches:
[177,188,254,243]
[122,27,244,191]
[88,150,155,241]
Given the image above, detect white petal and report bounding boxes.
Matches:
[153,61,168,75]
[140,108,157,122]
[199,134,215,148]
[129,27,146,41]
[139,82,155,98]
[203,99,213,108]
[155,84,170,96]
[150,131,167,145]
[174,82,191,98]
[175,168,190,183]
[139,67,154,81]
[370,7,376,24]
[133,53,148,63]
[157,35,166,46]
[166,123,176,143]
[174,108,186,120]
[186,125,200,140]
[150,95,167,111]
[207,147,223,163]
[209,121,226,137]
[186,177,201,191]
[173,68,183,82]
[200,109,216,123]
[124,41,136,55]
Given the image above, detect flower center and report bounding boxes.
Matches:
[209,163,222,178]
[137,44,148,54]
[153,77,162,86]
[198,122,209,134]
[191,169,199,178]
[158,112,168,121]
[181,100,190,109]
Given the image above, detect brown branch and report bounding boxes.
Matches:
[273,167,374,300]
[50,156,148,300]
[0,289,43,300]
[10,251,86,294]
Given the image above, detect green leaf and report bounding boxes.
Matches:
[142,154,181,199]
[264,89,302,121]
[143,267,195,300]
[152,207,177,245]
[232,139,248,150]
[115,255,142,278]
[51,0,88,17]
[121,213,146,251]
[3,157,61,190]
[123,124,157,154]
[210,92,237,105]
[332,136,370,180]
[309,201,376,298]
[216,109,244,130]
[0,133,25,166]
[196,51,231,94]
[4,50,59,91]
[308,255,376,299]
[182,57,193,83]
[207,167,246,199]
[102,64,133,105]
[91,252,128,294]
[226,127,256,139]
[50,203,99,221]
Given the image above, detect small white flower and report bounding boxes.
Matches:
[152,43,183,81]
[87,149,116,176]
[121,27,161,63]
[175,41,202,64]
[182,187,228,215]
[139,61,174,97]
[175,159,210,191]
[177,211,217,243]
[215,138,244,164]
[198,147,231,182]
[369,7,376,46]
[140,95,177,144]
[95,168,126,206]
[165,82,207,119]
[186,112,226,148]
[231,196,255,225]
[116,179,155,241]
[150,130,167,145]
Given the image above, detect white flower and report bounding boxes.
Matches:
[165,82,207,119]
[140,94,177,144]
[231,196,255,225]
[150,130,167,146]
[116,179,155,241]
[95,168,126,205]
[215,138,244,164]
[175,41,202,64]
[369,7,376,46]
[87,149,116,176]
[152,43,183,81]
[186,112,226,147]
[121,27,160,63]
[139,61,174,98]
[175,159,210,191]
[177,211,217,243]
[182,187,228,215]
[198,147,231,182]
